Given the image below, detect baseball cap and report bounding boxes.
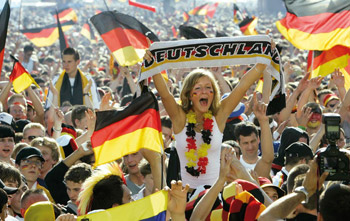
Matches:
[0,178,18,194]
[15,146,45,165]
[285,142,313,159]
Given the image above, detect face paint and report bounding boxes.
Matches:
[307,113,321,128]
[20,165,29,170]
[209,90,213,94]
[192,92,198,97]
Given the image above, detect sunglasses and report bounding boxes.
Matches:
[26,136,41,142]
[328,103,338,108]
[21,159,43,168]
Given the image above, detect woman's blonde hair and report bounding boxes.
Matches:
[180,69,220,115]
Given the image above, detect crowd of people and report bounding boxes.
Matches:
[0,0,350,220]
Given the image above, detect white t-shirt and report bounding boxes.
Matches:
[239,157,258,171]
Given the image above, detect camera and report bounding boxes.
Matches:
[316,113,350,181]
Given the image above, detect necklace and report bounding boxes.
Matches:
[185,110,213,177]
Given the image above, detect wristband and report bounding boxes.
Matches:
[294,186,309,204]
[53,127,62,132]
[298,126,306,131]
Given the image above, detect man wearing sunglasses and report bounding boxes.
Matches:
[15,147,54,203]
[21,123,45,145]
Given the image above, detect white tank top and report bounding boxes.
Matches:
[174,116,223,189]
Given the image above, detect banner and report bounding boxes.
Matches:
[139,36,284,104]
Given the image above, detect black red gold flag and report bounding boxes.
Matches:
[310,45,350,78]
[189,3,208,15]
[91,91,163,166]
[56,11,69,54]
[52,7,78,23]
[0,0,10,74]
[21,21,74,47]
[233,3,244,24]
[183,11,190,23]
[239,17,258,35]
[171,25,178,38]
[81,21,96,44]
[189,3,218,18]
[179,25,207,39]
[90,10,159,66]
[9,55,39,93]
[276,0,350,50]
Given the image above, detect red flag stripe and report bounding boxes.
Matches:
[313,46,350,70]
[92,108,161,147]
[279,10,350,34]
[100,28,148,52]
[53,8,73,19]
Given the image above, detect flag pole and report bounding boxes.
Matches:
[103,0,110,11]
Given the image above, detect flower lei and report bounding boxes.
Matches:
[185,110,214,177]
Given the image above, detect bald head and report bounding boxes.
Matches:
[20,189,49,215]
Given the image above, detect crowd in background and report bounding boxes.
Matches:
[0,0,350,220]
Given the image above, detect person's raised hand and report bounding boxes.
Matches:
[296,106,312,127]
[85,109,96,137]
[53,108,64,123]
[309,76,323,90]
[219,147,235,183]
[302,157,328,195]
[296,72,310,93]
[252,92,268,122]
[83,79,92,94]
[167,180,190,216]
[49,80,58,96]
[143,38,154,63]
[331,68,345,88]
[99,92,115,111]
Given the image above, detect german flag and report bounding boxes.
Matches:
[233,3,244,24]
[91,91,163,166]
[171,25,178,38]
[189,3,208,15]
[183,11,190,23]
[21,20,74,47]
[52,7,78,23]
[90,11,159,66]
[310,45,350,78]
[239,17,258,35]
[81,21,96,44]
[0,0,10,74]
[128,0,156,12]
[56,11,69,54]
[9,55,39,93]
[276,0,350,50]
[189,3,218,18]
